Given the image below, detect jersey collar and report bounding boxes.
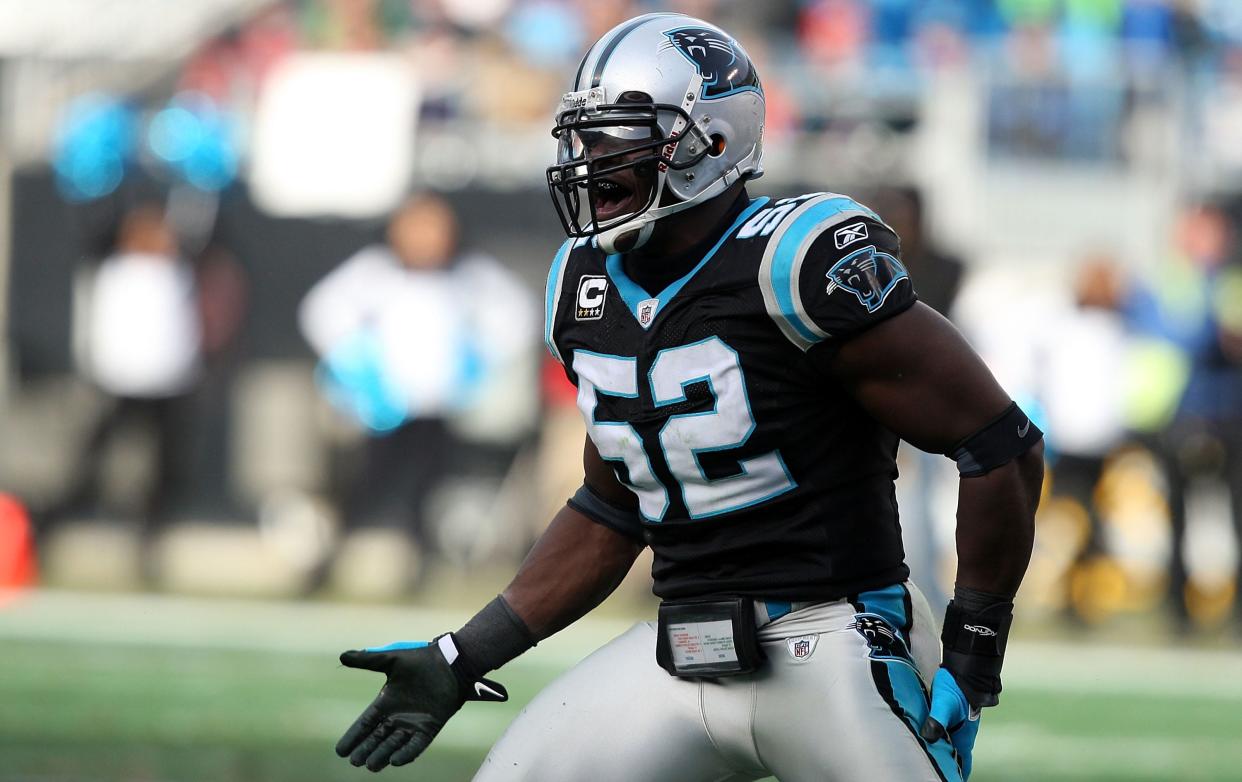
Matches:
[605,196,769,329]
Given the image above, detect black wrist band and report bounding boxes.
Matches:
[940,586,1015,709]
[951,584,1015,613]
[453,595,537,677]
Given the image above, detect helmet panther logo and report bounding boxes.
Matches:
[824,245,909,314]
[662,27,761,99]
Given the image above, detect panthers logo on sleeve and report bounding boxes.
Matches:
[825,245,909,314]
[661,27,761,99]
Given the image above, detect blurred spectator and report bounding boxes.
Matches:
[874,185,964,316]
[180,239,251,519]
[504,2,586,68]
[579,0,640,43]
[300,0,388,50]
[299,193,536,585]
[178,6,298,114]
[1126,202,1242,629]
[1041,253,1132,619]
[47,204,203,558]
[798,0,870,71]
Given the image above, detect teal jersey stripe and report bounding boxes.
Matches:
[544,238,575,363]
[605,197,769,325]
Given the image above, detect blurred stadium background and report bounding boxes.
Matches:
[1,0,1242,780]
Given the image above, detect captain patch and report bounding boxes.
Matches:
[576,276,608,320]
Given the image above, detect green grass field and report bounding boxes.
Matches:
[2,590,1241,782]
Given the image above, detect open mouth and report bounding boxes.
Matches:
[590,176,637,223]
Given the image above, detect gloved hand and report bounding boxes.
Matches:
[920,667,981,780]
[336,635,507,772]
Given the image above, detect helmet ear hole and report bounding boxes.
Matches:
[709,134,727,157]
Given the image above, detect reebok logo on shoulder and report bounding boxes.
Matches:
[833,221,868,249]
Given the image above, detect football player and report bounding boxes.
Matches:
[335,14,1044,782]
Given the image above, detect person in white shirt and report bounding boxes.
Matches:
[299,193,536,580]
[52,204,203,553]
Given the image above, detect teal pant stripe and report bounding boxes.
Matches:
[855,583,911,642]
[883,658,962,781]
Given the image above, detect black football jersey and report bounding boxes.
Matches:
[544,192,918,601]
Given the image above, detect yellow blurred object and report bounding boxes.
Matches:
[1069,556,1129,623]
[1185,579,1236,628]
[1213,267,1242,332]
[1095,447,1167,518]
[1023,496,1092,611]
[1037,495,1093,557]
[1090,448,1172,613]
[1122,339,1191,434]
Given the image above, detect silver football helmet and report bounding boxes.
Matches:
[546,13,765,254]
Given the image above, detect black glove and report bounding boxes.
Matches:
[335,635,507,772]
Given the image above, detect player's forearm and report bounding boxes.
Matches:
[952,440,1044,595]
[502,504,644,640]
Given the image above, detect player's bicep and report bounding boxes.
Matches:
[583,435,638,510]
[828,302,1012,453]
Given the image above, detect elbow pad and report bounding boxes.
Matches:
[947,402,1042,477]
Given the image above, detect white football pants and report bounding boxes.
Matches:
[473,582,965,782]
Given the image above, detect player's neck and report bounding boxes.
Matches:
[623,185,749,294]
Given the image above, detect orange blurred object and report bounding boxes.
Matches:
[0,493,38,592]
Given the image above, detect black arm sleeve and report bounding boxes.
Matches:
[566,483,646,544]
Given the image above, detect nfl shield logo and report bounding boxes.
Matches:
[787,635,817,661]
[637,298,658,329]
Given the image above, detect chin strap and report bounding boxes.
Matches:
[597,220,655,254]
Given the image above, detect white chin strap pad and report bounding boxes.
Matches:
[597,221,654,255]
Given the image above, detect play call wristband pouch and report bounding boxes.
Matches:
[655,597,764,677]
